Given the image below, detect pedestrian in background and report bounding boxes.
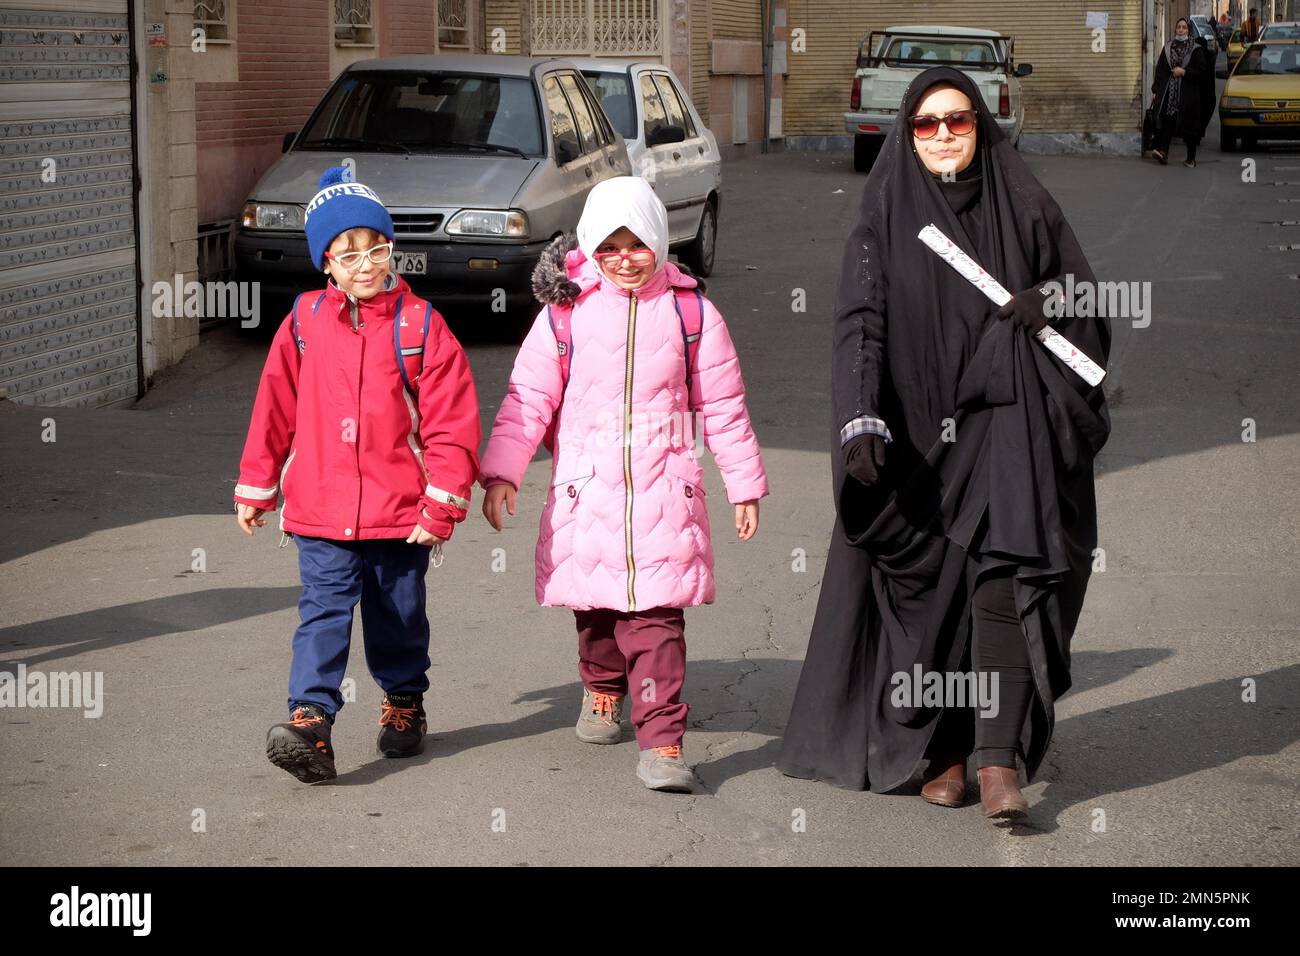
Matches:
[1151,18,1209,167]
[1245,8,1263,43]
[234,166,481,783]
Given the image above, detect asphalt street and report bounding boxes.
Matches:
[1,123,1297,865]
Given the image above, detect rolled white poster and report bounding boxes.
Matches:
[917,223,1106,387]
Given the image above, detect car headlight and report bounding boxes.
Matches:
[444,209,529,239]
[241,202,305,230]
[1222,96,1253,109]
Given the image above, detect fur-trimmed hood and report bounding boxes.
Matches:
[530,231,706,307]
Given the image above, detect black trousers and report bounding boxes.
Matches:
[925,570,1036,770]
[1154,117,1198,161]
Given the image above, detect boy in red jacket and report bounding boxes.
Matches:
[233,166,480,783]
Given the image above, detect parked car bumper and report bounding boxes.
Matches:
[234,229,554,312]
[844,110,1019,139]
[1220,109,1300,139]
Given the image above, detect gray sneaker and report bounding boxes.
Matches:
[636,745,697,792]
[575,689,625,744]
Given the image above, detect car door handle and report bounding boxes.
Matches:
[585,166,593,178]
[672,151,681,160]
[697,146,704,155]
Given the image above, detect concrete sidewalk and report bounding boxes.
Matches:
[1,138,1297,866]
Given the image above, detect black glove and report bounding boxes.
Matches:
[996,282,1061,334]
[844,433,887,487]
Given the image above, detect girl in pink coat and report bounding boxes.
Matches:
[480,177,768,792]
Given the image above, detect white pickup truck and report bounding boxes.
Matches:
[844,25,1033,171]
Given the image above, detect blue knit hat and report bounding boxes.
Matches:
[304,166,395,270]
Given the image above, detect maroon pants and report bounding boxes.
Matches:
[574,606,687,749]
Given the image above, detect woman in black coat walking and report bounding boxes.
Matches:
[1152,18,1210,166]
[776,68,1111,825]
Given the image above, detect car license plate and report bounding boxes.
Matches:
[393,251,426,275]
[1259,111,1300,122]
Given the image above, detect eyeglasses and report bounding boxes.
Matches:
[324,241,394,270]
[909,109,977,140]
[594,249,655,268]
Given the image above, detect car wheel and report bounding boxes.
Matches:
[681,198,716,278]
[1220,126,1237,152]
[853,135,882,172]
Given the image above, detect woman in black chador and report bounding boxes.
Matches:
[1151,17,1209,167]
[776,68,1111,824]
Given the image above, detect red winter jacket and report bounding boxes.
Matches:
[233,275,480,541]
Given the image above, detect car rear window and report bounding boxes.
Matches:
[880,37,1000,69]
[1234,43,1300,75]
[583,71,637,139]
[297,71,544,156]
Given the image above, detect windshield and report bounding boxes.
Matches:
[583,71,636,139]
[1234,43,1300,75]
[879,36,1001,69]
[297,71,544,156]
[1262,25,1300,39]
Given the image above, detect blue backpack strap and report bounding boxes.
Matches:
[393,294,433,399]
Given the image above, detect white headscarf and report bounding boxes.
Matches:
[575,176,669,275]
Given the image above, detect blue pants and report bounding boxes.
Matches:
[288,535,431,718]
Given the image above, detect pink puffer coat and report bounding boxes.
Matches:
[478,236,768,612]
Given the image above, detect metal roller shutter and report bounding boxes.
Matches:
[0,0,141,407]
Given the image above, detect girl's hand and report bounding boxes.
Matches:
[735,500,759,541]
[482,482,517,531]
[236,503,267,536]
[406,524,446,546]
[1173,66,1186,76]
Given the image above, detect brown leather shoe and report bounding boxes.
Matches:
[978,766,1029,820]
[920,756,967,807]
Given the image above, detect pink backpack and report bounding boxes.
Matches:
[541,288,705,454]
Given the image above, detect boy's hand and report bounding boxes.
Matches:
[735,500,759,541]
[482,482,517,532]
[236,503,267,536]
[406,525,447,547]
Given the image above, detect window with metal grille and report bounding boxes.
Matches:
[194,0,230,42]
[335,0,374,46]
[438,0,469,50]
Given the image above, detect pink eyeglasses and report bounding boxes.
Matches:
[594,249,655,268]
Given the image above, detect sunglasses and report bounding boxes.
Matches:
[909,109,977,140]
[324,241,394,270]
[594,249,655,268]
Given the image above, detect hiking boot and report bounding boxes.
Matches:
[636,744,697,793]
[266,703,336,783]
[575,688,625,744]
[377,692,427,758]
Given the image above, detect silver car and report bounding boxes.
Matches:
[235,54,633,321]
[571,60,721,276]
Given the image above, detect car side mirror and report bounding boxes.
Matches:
[556,139,579,165]
[647,124,686,147]
[282,131,296,153]
[1014,63,1033,78]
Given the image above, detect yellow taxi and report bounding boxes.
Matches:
[1220,39,1300,151]
[1226,29,1250,70]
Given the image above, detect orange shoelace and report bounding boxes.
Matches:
[379,701,418,732]
[289,708,323,728]
[653,745,681,759]
[590,692,621,721]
